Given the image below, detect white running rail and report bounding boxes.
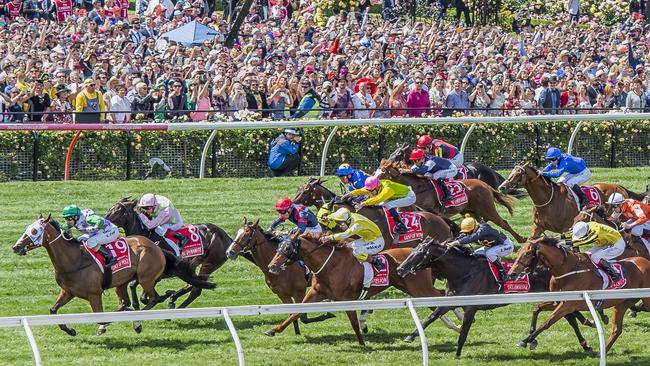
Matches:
[2,288,650,366]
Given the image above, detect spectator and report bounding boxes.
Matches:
[407,78,431,117]
[110,84,131,123]
[351,82,377,119]
[131,82,161,120]
[292,80,322,119]
[51,85,73,124]
[330,79,354,119]
[606,83,627,109]
[567,0,580,24]
[538,76,562,114]
[626,78,646,111]
[166,80,189,119]
[268,128,302,177]
[389,79,408,117]
[469,82,491,115]
[25,80,52,122]
[445,79,469,115]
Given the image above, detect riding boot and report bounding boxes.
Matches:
[97,246,116,267]
[389,208,407,234]
[493,259,508,286]
[173,232,189,250]
[572,184,588,208]
[437,178,453,202]
[370,255,384,272]
[598,259,621,282]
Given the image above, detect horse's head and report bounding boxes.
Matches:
[13,214,53,255]
[498,162,536,191]
[105,197,139,230]
[387,143,411,163]
[294,178,333,207]
[508,238,539,279]
[397,237,437,277]
[226,217,261,260]
[377,159,406,179]
[267,232,303,274]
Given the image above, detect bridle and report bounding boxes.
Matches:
[507,165,554,208]
[231,225,258,252]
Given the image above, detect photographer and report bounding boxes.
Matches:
[268,128,302,177]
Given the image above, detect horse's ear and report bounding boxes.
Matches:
[45,214,51,222]
[38,213,43,219]
[253,218,260,227]
[120,196,131,202]
[242,216,248,225]
[523,161,531,167]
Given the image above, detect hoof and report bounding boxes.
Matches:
[601,315,609,325]
[516,341,527,348]
[264,330,275,337]
[529,340,538,350]
[403,335,415,343]
[133,321,142,334]
[97,327,107,336]
[65,328,77,337]
[325,312,336,319]
[361,325,368,334]
[584,346,593,352]
[628,311,637,318]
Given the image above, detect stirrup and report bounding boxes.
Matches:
[359,287,369,300]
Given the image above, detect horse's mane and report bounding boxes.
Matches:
[531,236,561,247]
[301,231,323,242]
[48,219,82,246]
[521,162,557,187]
[50,219,61,232]
[310,179,337,197]
[262,230,283,244]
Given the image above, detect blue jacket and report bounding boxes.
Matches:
[346,169,369,191]
[269,204,319,233]
[542,153,587,178]
[268,134,299,170]
[457,223,507,247]
[412,156,453,175]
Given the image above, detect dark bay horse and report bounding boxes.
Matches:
[225,217,335,335]
[498,162,606,237]
[509,236,650,352]
[378,160,526,243]
[12,216,214,335]
[265,233,460,345]
[395,238,595,356]
[105,198,237,309]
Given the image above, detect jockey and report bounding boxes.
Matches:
[316,206,337,230]
[448,216,514,286]
[418,135,464,168]
[406,148,457,202]
[269,197,322,234]
[61,204,118,266]
[571,221,624,281]
[542,147,591,207]
[335,163,369,192]
[319,207,385,297]
[344,176,416,234]
[606,193,650,240]
[136,194,188,250]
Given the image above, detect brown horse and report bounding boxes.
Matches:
[377,160,525,243]
[11,216,215,336]
[225,217,335,335]
[591,183,647,202]
[498,162,605,238]
[265,233,460,345]
[509,236,650,352]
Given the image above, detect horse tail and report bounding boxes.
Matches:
[492,188,515,216]
[162,251,216,289]
[441,215,460,237]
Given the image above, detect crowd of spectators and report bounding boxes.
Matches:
[0,0,650,123]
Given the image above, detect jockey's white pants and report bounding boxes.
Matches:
[381,187,417,210]
[629,220,650,237]
[348,237,385,288]
[82,224,119,250]
[154,222,184,237]
[474,238,514,262]
[587,237,626,264]
[426,167,458,181]
[450,153,464,168]
[557,168,591,187]
[304,225,323,234]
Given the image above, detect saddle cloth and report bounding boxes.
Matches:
[431,180,468,208]
[84,237,131,274]
[565,184,602,209]
[370,254,389,287]
[488,260,531,293]
[594,262,627,290]
[163,225,204,258]
[383,209,424,245]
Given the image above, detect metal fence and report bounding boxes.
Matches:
[0,114,648,181]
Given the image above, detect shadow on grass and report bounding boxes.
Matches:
[83,336,225,351]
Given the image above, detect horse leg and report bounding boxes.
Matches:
[606,303,630,352]
[115,285,142,333]
[564,313,592,352]
[573,311,597,328]
[168,284,192,309]
[129,279,140,310]
[519,302,576,346]
[404,306,453,343]
[88,295,107,336]
[276,294,301,336]
[455,308,477,358]
[345,310,365,346]
[628,300,645,317]
[50,289,76,336]
[479,204,525,243]
[175,263,217,308]
[518,302,550,349]
[453,308,464,321]
[177,286,203,309]
[266,288,324,337]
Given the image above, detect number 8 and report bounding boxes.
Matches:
[189,227,200,242]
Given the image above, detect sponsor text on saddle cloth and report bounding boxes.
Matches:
[84,238,131,273]
[370,254,389,287]
[488,260,530,293]
[383,209,424,244]
[164,225,204,258]
[567,185,602,208]
[455,165,469,180]
[431,180,468,208]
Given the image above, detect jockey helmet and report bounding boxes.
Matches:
[317,207,336,230]
[274,197,293,211]
[336,163,354,176]
[284,128,300,135]
[329,208,351,222]
[545,147,562,160]
[460,216,478,233]
[364,176,380,190]
[138,193,158,209]
[572,221,590,240]
[417,135,433,148]
[409,148,426,161]
[606,193,625,205]
[61,204,81,218]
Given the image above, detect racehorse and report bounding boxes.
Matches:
[386,143,513,194]
[498,162,606,237]
[591,183,647,202]
[395,237,596,356]
[12,215,215,335]
[225,217,336,335]
[509,236,650,352]
[105,198,235,309]
[265,232,461,345]
[378,160,526,243]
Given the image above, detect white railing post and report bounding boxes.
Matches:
[21,317,42,366]
[567,121,584,155]
[583,292,606,366]
[319,126,339,177]
[223,308,245,366]
[406,299,429,366]
[459,123,477,155]
[199,130,219,179]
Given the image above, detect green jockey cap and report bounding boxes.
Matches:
[317,206,336,230]
[61,204,81,218]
